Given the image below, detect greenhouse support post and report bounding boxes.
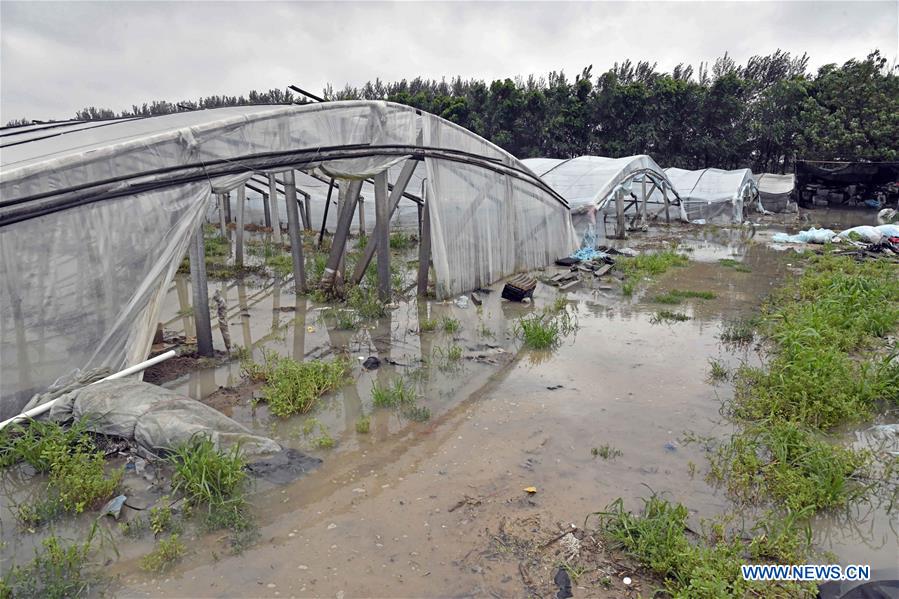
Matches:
[615,188,627,239]
[350,159,417,285]
[641,176,648,227]
[357,193,366,234]
[267,174,282,243]
[223,191,232,223]
[374,171,390,301]
[235,186,246,267]
[298,188,312,231]
[303,189,313,231]
[283,170,306,293]
[217,193,228,234]
[262,192,272,229]
[664,186,670,223]
[417,195,431,295]
[318,178,336,248]
[321,179,363,288]
[188,226,215,357]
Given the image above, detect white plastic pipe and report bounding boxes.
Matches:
[0,350,176,431]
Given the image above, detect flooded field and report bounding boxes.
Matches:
[2,209,896,597]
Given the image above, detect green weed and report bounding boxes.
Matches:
[440,316,461,333]
[371,378,416,408]
[419,317,438,332]
[591,444,622,460]
[355,415,371,434]
[401,404,431,422]
[265,254,294,278]
[149,498,179,536]
[707,360,729,382]
[389,231,416,250]
[651,310,691,324]
[652,289,717,304]
[0,526,104,599]
[515,308,577,349]
[140,534,186,573]
[250,354,351,417]
[720,318,757,345]
[718,258,752,272]
[321,306,360,330]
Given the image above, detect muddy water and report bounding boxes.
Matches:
[3,215,896,596]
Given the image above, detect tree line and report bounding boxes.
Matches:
[7,50,896,173]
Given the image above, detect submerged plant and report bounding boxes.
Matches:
[652,289,717,304]
[440,316,461,334]
[650,310,691,324]
[718,258,752,272]
[371,378,416,408]
[355,415,371,434]
[252,354,351,417]
[140,534,186,574]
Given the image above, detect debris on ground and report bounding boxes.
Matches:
[245,448,323,484]
[501,274,537,302]
[361,356,381,370]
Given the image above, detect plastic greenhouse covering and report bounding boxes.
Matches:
[0,101,577,417]
[522,155,684,238]
[662,167,758,223]
[754,173,795,212]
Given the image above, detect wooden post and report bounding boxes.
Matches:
[304,190,313,232]
[267,174,282,244]
[235,186,246,267]
[417,195,431,296]
[615,187,627,239]
[350,159,418,284]
[321,179,363,288]
[663,185,671,224]
[283,170,306,293]
[297,189,311,231]
[357,194,366,235]
[262,192,272,229]
[217,194,227,234]
[223,191,232,224]
[188,226,214,357]
[640,176,648,228]
[374,172,390,301]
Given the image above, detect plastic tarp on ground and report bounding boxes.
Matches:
[754,173,795,213]
[664,167,757,223]
[0,101,577,417]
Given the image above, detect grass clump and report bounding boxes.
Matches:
[371,378,416,408]
[246,352,351,417]
[617,249,689,296]
[140,534,186,574]
[720,318,757,345]
[707,359,729,383]
[651,289,717,304]
[388,231,416,249]
[594,496,814,598]
[718,258,752,272]
[321,306,360,330]
[650,310,691,324]
[0,420,122,515]
[419,317,438,332]
[265,253,293,278]
[355,415,371,434]
[149,498,180,536]
[440,316,460,333]
[347,285,387,319]
[0,526,105,599]
[591,444,622,460]
[710,421,871,512]
[401,404,431,422]
[515,306,577,350]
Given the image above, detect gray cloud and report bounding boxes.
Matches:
[1,1,896,122]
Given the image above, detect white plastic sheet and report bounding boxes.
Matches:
[1,101,575,415]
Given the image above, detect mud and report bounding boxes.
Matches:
[2,209,896,597]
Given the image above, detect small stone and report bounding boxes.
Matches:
[623,576,632,586]
[327,523,337,530]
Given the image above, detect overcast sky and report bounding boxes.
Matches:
[1,1,897,122]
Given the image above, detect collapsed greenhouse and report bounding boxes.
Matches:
[662,167,759,223]
[522,155,685,239]
[0,101,577,418]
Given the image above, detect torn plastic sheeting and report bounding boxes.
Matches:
[569,247,609,261]
[837,226,884,244]
[39,379,281,457]
[771,227,836,244]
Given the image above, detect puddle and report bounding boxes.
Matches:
[2,212,896,596]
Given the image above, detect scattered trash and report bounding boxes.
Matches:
[546,384,563,391]
[362,356,381,370]
[878,208,898,225]
[569,247,609,262]
[837,226,883,244]
[617,247,639,257]
[502,274,537,302]
[623,576,633,586]
[100,494,127,520]
[555,257,580,267]
[664,441,678,453]
[469,292,483,306]
[553,566,573,599]
[454,295,470,309]
[306,325,316,333]
[523,486,538,494]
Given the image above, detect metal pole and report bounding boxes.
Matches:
[663,185,670,224]
[318,178,336,248]
[235,186,246,267]
[303,190,313,231]
[641,176,648,228]
[615,188,627,239]
[417,195,431,296]
[188,227,214,357]
[357,194,366,235]
[223,191,232,224]
[374,172,390,301]
[262,192,272,229]
[217,193,227,234]
[283,170,306,293]
[267,174,282,244]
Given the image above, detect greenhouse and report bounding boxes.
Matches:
[522,155,683,238]
[0,101,577,417]
[662,167,758,223]
[754,172,795,212]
